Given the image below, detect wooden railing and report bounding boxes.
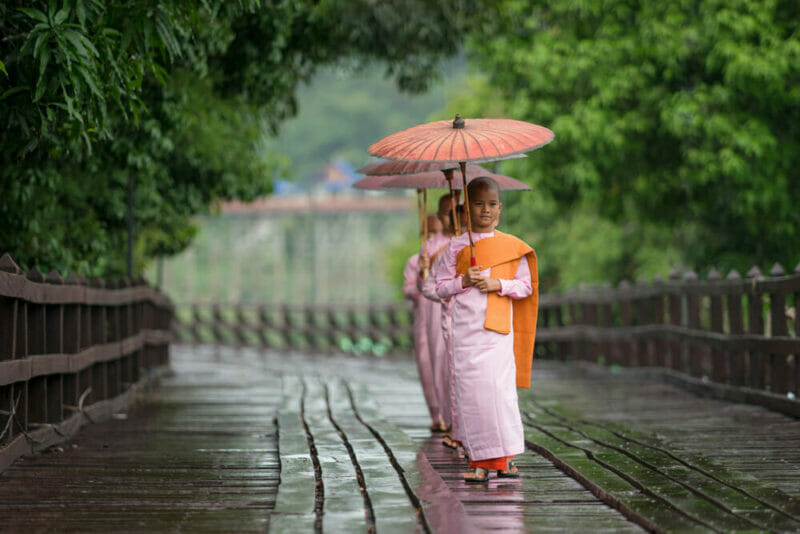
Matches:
[0,253,173,471]
[173,302,413,357]
[535,264,800,401]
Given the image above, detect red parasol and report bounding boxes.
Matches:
[351,174,396,190]
[381,164,531,191]
[367,114,553,263]
[356,154,525,176]
[351,171,433,274]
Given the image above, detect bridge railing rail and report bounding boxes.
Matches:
[0,253,173,470]
[173,302,413,357]
[536,263,800,399]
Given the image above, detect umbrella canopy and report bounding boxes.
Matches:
[367,114,553,263]
[351,175,396,190]
[357,153,525,176]
[367,115,553,163]
[381,164,531,191]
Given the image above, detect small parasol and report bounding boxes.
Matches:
[368,114,553,264]
[351,170,434,276]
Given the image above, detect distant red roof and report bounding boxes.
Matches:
[219,194,412,214]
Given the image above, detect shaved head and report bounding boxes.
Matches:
[467,176,500,199]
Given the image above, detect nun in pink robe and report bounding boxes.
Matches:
[422,252,460,445]
[403,253,439,426]
[435,231,532,463]
[419,231,451,429]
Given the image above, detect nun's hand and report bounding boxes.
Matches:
[475,278,502,293]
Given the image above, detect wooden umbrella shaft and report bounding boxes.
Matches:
[419,188,429,279]
[444,170,460,236]
[460,162,476,265]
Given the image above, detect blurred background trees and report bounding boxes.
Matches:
[456,0,800,289]
[1,0,478,276]
[2,0,798,292]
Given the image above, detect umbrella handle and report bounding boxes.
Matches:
[420,189,429,280]
[459,162,476,263]
[444,170,460,236]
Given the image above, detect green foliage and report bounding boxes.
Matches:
[1,0,481,277]
[460,0,800,285]
[262,62,466,184]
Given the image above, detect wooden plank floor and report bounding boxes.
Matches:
[4,346,800,532]
[0,349,282,533]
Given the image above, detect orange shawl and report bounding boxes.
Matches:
[456,231,539,388]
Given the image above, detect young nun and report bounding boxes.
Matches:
[402,217,442,430]
[422,204,472,452]
[417,195,453,433]
[435,177,538,483]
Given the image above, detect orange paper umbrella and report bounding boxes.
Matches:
[367,114,553,263]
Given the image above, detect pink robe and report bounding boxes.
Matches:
[419,233,451,427]
[422,251,455,435]
[403,253,439,424]
[435,231,532,461]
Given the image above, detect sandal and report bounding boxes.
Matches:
[497,461,521,479]
[442,436,457,449]
[429,422,447,433]
[464,467,490,484]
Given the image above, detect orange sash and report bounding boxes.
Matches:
[456,231,539,388]
[430,244,447,262]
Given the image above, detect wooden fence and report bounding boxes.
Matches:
[535,263,800,402]
[173,302,413,357]
[0,253,173,471]
[173,262,800,412]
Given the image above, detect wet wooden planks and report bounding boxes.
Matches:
[521,360,800,532]
[363,360,645,533]
[0,352,281,533]
[7,345,800,532]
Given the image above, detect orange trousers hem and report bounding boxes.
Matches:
[469,455,513,470]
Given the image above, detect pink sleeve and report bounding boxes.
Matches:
[435,242,467,299]
[497,256,532,299]
[422,254,443,302]
[402,256,421,300]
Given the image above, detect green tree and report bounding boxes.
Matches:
[1,0,482,276]
[459,0,800,285]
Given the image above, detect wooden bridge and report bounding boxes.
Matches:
[2,251,800,532]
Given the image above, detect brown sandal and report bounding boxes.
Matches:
[497,461,520,479]
[464,467,490,484]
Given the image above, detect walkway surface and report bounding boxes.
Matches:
[2,345,800,532]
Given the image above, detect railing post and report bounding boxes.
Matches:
[26,268,47,427]
[726,270,746,386]
[795,263,800,397]
[0,254,22,445]
[651,276,666,368]
[90,278,107,403]
[600,283,615,366]
[768,263,790,394]
[44,270,64,424]
[619,281,634,366]
[568,298,581,361]
[707,269,726,383]
[634,277,650,366]
[554,303,567,360]
[684,270,704,378]
[63,273,82,422]
[746,267,765,390]
[668,269,683,372]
